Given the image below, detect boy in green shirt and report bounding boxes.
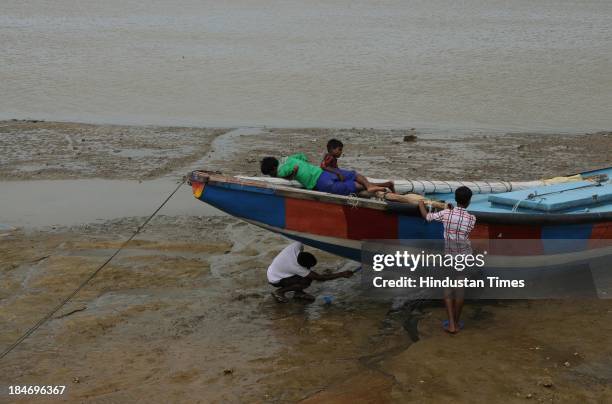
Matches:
[272,153,323,190]
[260,153,387,195]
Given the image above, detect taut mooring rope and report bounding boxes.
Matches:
[0,178,186,360]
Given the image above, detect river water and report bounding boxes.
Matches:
[1,0,611,131]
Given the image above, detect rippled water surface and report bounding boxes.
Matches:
[1,0,611,131]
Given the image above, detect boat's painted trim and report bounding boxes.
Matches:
[239,220,612,267]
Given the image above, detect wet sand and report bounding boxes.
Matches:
[1,121,612,402]
[0,120,226,181]
[2,121,612,182]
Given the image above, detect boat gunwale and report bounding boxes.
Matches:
[190,170,390,211]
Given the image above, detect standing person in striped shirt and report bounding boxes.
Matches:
[418,186,476,334]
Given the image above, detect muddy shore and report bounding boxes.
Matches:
[2,120,611,182]
[1,121,611,402]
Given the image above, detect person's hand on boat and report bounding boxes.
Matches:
[417,200,429,219]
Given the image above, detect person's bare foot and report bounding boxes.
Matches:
[443,320,459,334]
[366,185,387,193]
[293,291,315,302]
[443,319,465,331]
[271,290,288,303]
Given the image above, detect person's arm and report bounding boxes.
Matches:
[290,165,299,178]
[419,200,447,222]
[418,200,429,219]
[277,162,299,179]
[307,270,353,281]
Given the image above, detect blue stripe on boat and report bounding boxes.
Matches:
[541,224,593,253]
[398,215,444,239]
[202,184,286,229]
[541,223,593,239]
[220,182,277,194]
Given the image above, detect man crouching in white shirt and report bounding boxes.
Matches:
[267,242,354,303]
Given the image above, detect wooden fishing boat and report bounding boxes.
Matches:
[188,167,612,261]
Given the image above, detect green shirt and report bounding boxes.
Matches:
[277,153,323,189]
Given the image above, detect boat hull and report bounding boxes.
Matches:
[190,172,611,261]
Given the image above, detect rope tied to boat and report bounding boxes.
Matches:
[347,193,360,209]
[511,198,524,212]
[0,178,187,361]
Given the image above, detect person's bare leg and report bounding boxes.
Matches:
[367,185,389,193]
[354,174,388,193]
[355,174,372,190]
[443,289,458,333]
[374,181,395,193]
[454,288,465,327]
[355,174,394,193]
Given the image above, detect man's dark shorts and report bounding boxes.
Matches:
[315,169,358,195]
[270,275,312,288]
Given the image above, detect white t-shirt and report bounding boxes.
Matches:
[267,242,311,283]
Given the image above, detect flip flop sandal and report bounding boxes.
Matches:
[271,291,288,303]
[442,320,465,330]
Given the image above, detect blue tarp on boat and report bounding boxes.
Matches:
[488,181,612,212]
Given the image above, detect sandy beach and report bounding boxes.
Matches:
[1,121,612,402]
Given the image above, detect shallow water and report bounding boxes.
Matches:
[1,0,611,131]
[0,179,219,227]
[0,127,265,228]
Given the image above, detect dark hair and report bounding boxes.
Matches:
[455,186,473,206]
[297,252,317,268]
[327,139,343,151]
[260,157,279,175]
